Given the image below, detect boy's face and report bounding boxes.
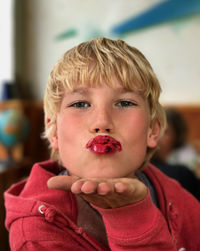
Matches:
[50,80,160,179]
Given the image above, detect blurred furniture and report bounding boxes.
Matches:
[172,105,200,142]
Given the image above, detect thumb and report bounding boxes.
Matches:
[47,175,79,191]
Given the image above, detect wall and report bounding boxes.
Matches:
[0,1,13,95]
[14,0,200,105]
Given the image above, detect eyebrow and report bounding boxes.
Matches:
[64,88,89,97]
[69,86,135,95]
[71,88,89,94]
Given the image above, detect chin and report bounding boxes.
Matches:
[83,167,125,179]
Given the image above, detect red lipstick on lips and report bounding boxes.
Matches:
[86,135,122,154]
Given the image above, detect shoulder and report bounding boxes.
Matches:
[145,164,200,248]
[145,164,200,222]
[145,164,200,213]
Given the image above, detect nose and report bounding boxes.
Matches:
[95,128,110,133]
[89,108,114,134]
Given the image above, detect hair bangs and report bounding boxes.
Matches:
[57,50,149,95]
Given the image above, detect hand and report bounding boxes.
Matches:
[47,175,148,209]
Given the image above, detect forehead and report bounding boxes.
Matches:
[64,82,140,96]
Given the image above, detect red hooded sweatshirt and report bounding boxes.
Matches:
[4,160,200,250]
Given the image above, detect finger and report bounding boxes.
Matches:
[47,176,79,190]
[71,180,85,194]
[114,182,130,194]
[97,182,114,195]
[80,180,98,194]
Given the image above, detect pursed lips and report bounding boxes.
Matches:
[86,135,122,154]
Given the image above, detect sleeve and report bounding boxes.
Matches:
[8,217,88,251]
[20,241,75,251]
[94,191,176,251]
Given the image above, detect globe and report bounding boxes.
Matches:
[0,109,29,169]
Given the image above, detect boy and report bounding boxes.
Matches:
[4,38,200,250]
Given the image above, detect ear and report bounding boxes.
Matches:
[50,135,58,150]
[147,121,161,148]
[46,117,58,150]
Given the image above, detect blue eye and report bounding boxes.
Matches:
[117,100,135,107]
[70,101,90,108]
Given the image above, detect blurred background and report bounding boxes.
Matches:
[0,0,200,250]
[1,0,200,103]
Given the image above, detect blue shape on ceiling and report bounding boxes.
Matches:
[111,0,200,34]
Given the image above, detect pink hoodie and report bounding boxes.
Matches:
[4,161,200,250]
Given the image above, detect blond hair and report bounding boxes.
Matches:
[43,37,166,167]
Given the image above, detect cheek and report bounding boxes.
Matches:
[125,112,150,137]
[56,114,84,147]
[126,112,155,155]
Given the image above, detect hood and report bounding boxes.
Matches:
[4,160,77,231]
